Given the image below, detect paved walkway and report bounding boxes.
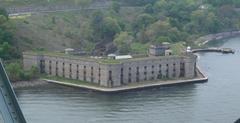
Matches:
[44,75,208,92]
[45,67,208,92]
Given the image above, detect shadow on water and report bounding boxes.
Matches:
[17,81,199,106]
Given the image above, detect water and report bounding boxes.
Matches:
[15,37,240,123]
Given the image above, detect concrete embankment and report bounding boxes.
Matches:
[43,68,208,93]
[192,48,235,54]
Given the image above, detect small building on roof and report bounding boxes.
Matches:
[149,44,170,56]
[108,54,117,59]
[65,48,74,55]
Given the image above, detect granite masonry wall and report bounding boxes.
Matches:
[23,52,197,88]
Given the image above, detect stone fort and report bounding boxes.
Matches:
[23,46,197,88]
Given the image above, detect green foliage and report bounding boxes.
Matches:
[130,42,149,54]
[111,1,121,13]
[170,42,186,55]
[187,10,220,34]
[0,8,20,60]
[113,32,133,54]
[119,0,158,6]
[90,11,122,43]
[2,0,240,56]
[0,42,11,59]
[90,11,104,42]
[204,0,240,7]
[74,0,93,7]
[155,36,171,44]
[0,8,8,20]
[5,62,39,82]
[134,14,154,30]
[102,17,121,40]
[144,4,154,14]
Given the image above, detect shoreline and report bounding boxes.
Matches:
[14,31,239,91]
[42,68,208,92]
[12,80,48,89]
[196,31,240,47]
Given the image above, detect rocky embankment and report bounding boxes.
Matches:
[196,31,240,47]
[12,80,47,89]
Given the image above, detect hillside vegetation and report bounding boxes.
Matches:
[7,0,240,54]
[1,0,240,81]
[1,0,240,54]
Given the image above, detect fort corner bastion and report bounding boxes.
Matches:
[22,45,207,91]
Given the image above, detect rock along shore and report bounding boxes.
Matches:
[12,80,48,89]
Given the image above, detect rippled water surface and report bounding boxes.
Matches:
[15,37,240,123]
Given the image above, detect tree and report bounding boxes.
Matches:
[155,36,171,44]
[189,10,221,33]
[144,4,154,14]
[90,11,104,42]
[153,0,167,12]
[5,62,22,81]
[145,20,171,42]
[5,62,39,82]
[75,0,92,8]
[133,14,154,35]
[0,15,7,25]
[205,12,220,33]
[112,1,121,13]
[0,42,10,59]
[0,8,8,20]
[144,20,185,43]
[102,17,121,41]
[113,32,133,54]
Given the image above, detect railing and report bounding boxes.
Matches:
[0,60,26,123]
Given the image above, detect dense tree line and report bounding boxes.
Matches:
[0,8,20,60]
[80,0,240,54]
[2,0,240,55]
[0,0,240,80]
[0,8,38,81]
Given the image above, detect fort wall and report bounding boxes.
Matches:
[23,52,197,88]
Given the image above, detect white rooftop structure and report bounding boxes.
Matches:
[187,46,192,52]
[115,55,132,60]
[108,54,117,57]
[65,48,74,54]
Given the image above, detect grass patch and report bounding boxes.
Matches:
[9,13,32,19]
[98,59,121,64]
[131,42,149,54]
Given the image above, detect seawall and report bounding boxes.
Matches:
[43,67,208,93]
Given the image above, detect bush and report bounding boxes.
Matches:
[5,62,39,82]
